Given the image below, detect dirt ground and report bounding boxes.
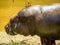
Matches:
[0,32,60,45]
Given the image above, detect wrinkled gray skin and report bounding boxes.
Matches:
[5,4,60,45]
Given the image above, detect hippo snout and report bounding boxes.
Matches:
[5,24,17,35]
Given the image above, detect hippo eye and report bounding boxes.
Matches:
[10,19,18,23]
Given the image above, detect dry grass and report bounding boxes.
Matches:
[0,32,41,45]
[0,32,60,45]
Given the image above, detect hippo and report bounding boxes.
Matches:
[5,4,60,45]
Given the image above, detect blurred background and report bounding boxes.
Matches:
[0,0,60,32]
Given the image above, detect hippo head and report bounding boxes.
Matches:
[5,14,30,36]
[5,14,21,35]
[5,10,36,36]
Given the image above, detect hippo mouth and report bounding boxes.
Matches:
[5,24,17,35]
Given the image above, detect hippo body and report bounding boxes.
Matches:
[5,4,60,45]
